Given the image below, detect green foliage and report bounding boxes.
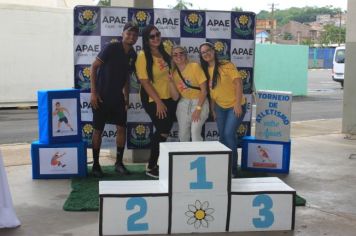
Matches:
[301,38,313,46]
[257,6,344,26]
[232,7,243,12]
[283,32,293,40]
[97,0,110,6]
[319,24,346,45]
[172,0,193,10]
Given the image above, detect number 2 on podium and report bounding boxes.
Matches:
[190,156,213,189]
[126,197,149,231]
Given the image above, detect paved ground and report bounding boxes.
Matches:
[1,119,356,236]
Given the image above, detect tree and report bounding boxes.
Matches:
[257,6,345,26]
[232,7,243,12]
[98,0,110,6]
[172,0,192,10]
[319,24,346,45]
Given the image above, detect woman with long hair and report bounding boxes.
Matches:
[169,45,209,141]
[135,25,176,178]
[199,42,246,178]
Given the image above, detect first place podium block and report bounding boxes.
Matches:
[160,141,231,234]
[38,89,81,144]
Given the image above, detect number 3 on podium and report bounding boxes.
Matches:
[253,194,275,228]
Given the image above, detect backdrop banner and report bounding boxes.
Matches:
[73,6,256,148]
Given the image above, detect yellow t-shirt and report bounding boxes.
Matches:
[135,50,171,102]
[208,62,246,108]
[172,62,206,99]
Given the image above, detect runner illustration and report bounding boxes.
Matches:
[50,152,66,168]
[257,145,271,162]
[52,102,74,133]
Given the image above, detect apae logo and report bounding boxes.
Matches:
[131,10,152,33]
[76,66,91,90]
[75,44,100,53]
[233,14,253,38]
[237,123,249,137]
[102,16,127,24]
[77,9,99,32]
[163,39,174,55]
[239,69,251,84]
[183,12,204,34]
[212,40,229,61]
[155,17,179,26]
[130,124,151,147]
[82,123,93,145]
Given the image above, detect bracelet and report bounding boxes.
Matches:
[196,105,202,111]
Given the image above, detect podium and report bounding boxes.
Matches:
[99,141,295,235]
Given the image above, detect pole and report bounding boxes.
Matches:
[267,3,278,44]
[338,11,342,46]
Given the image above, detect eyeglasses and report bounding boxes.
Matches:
[149,31,161,40]
[172,51,186,57]
[200,48,213,56]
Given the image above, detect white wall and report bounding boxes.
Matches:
[0,4,74,107]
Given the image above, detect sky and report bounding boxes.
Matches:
[154,0,347,13]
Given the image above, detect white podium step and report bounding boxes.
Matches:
[229,177,296,232]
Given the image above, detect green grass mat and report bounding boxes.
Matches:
[63,165,305,211]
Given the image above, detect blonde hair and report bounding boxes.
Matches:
[171,45,188,73]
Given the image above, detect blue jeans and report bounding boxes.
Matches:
[215,103,246,176]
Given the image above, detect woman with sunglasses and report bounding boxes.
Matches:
[199,42,246,178]
[135,25,176,178]
[169,45,209,141]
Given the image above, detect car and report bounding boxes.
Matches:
[332,46,345,87]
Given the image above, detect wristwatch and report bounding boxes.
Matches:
[196,105,202,111]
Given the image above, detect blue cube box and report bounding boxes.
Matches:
[38,89,81,144]
[31,140,87,179]
[241,136,291,173]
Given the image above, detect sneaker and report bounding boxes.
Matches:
[146,166,159,179]
[115,162,130,175]
[92,164,104,178]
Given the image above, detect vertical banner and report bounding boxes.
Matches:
[74,6,255,149]
[255,90,292,142]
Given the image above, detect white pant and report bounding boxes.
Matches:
[176,98,209,141]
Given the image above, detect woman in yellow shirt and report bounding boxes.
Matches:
[169,45,209,141]
[135,25,176,178]
[199,42,246,178]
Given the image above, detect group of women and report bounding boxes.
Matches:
[135,25,246,178]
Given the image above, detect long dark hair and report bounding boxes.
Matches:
[142,25,171,81]
[199,42,223,89]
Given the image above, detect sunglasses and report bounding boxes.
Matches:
[172,51,186,57]
[149,31,161,40]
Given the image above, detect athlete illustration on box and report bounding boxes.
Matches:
[52,102,74,133]
[50,151,66,168]
[257,145,271,162]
